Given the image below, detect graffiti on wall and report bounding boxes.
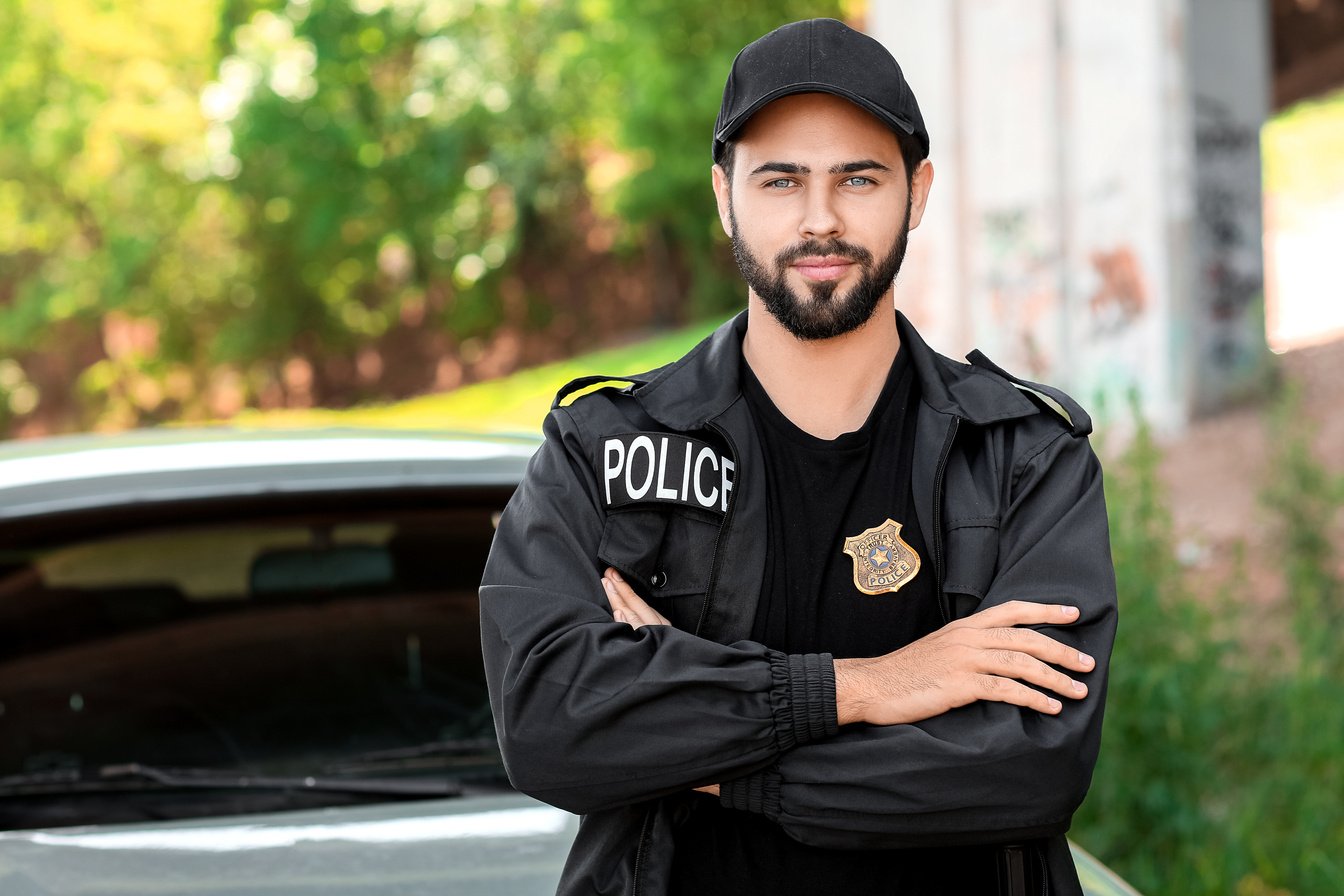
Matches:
[1194,95,1264,372]
[1086,244,1149,338]
[980,207,1059,378]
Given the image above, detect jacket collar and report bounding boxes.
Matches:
[631,308,1048,431]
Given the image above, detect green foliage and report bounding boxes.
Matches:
[0,0,235,426]
[1242,388,1344,895]
[1074,402,1250,894]
[582,0,848,317]
[215,0,600,359]
[1074,390,1344,896]
[1,0,845,432]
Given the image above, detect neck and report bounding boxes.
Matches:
[742,293,900,439]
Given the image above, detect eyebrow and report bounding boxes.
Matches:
[832,159,891,174]
[750,162,808,177]
[748,159,892,177]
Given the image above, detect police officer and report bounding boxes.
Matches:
[481,18,1116,896]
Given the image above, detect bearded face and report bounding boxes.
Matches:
[728,191,912,341]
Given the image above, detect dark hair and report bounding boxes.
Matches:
[718,130,924,187]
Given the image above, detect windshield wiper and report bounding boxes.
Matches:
[0,763,461,798]
[323,736,501,773]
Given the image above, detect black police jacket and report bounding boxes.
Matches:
[480,309,1117,896]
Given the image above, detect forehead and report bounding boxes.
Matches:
[732,92,903,169]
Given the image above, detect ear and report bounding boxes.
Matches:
[711,164,733,238]
[906,159,935,231]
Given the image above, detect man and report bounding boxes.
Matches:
[480,18,1116,896]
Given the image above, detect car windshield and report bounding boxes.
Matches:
[0,503,507,829]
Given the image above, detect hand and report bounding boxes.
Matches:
[834,600,1095,726]
[601,567,669,628]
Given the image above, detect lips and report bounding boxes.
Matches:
[791,256,855,281]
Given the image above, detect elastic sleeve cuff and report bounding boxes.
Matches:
[766,651,838,752]
[719,765,782,819]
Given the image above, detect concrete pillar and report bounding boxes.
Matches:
[1186,0,1273,414]
[870,0,1270,431]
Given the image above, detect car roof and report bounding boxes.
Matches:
[0,427,539,522]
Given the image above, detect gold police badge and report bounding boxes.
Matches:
[842,518,921,595]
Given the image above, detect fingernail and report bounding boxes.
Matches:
[1048,698,1062,712]
[1072,680,1086,694]
[602,578,615,596]
[1062,605,1079,618]
[613,609,625,623]
[1079,652,1094,668]
[610,569,624,583]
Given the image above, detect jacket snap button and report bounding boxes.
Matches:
[650,571,667,588]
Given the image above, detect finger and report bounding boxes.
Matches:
[979,649,1089,700]
[602,578,634,626]
[962,600,1080,630]
[601,572,626,612]
[608,570,670,626]
[973,674,1065,715]
[603,569,669,628]
[981,627,1096,674]
[605,569,653,625]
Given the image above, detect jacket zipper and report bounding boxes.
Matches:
[630,808,655,896]
[692,420,739,636]
[930,416,961,623]
[634,420,736,896]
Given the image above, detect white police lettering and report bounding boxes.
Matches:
[600,433,733,515]
[626,435,656,500]
[655,437,678,499]
[603,439,625,506]
[698,445,720,505]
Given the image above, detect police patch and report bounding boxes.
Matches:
[601,433,734,515]
[842,519,921,595]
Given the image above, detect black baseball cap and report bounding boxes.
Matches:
[713,18,929,163]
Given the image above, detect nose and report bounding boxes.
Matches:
[799,186,843,241]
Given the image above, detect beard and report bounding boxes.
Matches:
[728,195,912,341]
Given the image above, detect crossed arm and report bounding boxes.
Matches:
[603,567,1096,799]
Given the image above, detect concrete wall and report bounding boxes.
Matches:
[871,0,1270,430]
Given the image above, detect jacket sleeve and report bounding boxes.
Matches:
[479,404,836,816]
[718,427,1117,848]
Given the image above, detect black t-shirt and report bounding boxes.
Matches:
[669,349,999,895]
[744,347,939,657]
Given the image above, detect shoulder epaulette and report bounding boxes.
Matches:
[966,350,1092,436]
[552,374,648,410]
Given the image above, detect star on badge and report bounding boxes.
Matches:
[843,519,921,595]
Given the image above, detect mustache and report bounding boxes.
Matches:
[774,239,874,267]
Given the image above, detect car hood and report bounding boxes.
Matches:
[0,793,578,896]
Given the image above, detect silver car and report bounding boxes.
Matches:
[0,429,1139,895]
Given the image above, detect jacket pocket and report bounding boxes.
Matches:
[597,508,719,631]
[943,515,999,618]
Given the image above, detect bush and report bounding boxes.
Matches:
[1073,390,1344,895]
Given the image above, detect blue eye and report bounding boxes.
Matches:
[845,176,874,187]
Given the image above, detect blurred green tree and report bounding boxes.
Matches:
[0,0,850,433]
[0,0,238,430]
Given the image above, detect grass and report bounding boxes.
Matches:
[228,317,727,435]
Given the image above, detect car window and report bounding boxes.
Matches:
[0,505,506,830]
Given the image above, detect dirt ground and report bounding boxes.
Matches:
[1154,333,1344,615]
